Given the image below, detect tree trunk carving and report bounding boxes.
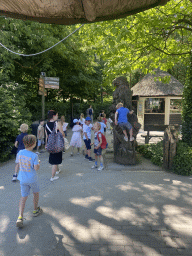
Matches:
[110,76,141,165]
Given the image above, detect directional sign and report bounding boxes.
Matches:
[44,77,59,82]
[45,84,59,89]
[44,77,59,89]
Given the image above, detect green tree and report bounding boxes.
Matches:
[182,52,192,146]
[79,0,192,86]
[0,83,32,162]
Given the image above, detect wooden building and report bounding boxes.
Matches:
[131,69,183,131]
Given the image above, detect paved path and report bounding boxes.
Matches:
[0,129,192,256]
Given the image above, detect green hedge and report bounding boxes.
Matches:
[172,141,192,176]
[136,141,163,166]
[137,140,192,176]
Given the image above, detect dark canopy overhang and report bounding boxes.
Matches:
[0,0,171,25]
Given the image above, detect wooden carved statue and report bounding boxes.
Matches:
[110,76,141,165]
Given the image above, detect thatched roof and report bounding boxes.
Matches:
[0,0,170,25]
[131,69,183,96]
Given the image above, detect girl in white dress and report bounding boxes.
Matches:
[70,119,83,156]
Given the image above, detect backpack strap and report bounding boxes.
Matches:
[97,131,102,142]
[46,124,52,134]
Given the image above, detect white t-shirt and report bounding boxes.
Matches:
[99,122,106,134]
[83,124,92,140]
[94,131,102,147]
[79,118,85,125]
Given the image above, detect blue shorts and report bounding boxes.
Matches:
[20,182,40,197]
[118,122,132,130]
[94,147,102,156]
[38,139,44,147]
[84,139,91,150]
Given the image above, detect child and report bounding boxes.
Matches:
[83,116,94,161]
[102,114,107,135]
[92,122,104,171]
[97,116,106,135]
[16,135,42,228]
[61,115,68,153]
[61,115,68,137]
[115,102,134,142]
[12,123,29,181]
[79,113,85,127]
[70,119,82,156]
[36,119,45,153]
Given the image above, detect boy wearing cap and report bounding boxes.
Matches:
[70,119,82,156]
[83,117,94,161]
[12,123,29,181]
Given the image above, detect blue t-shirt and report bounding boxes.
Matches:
[15,133,28,153]
[83,124,92,140]
[117,107,129,123]
[16,149,39,183]
[99,122,106,134]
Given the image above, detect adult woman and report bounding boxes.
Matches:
[45,110,65,181]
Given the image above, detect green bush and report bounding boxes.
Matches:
[172,141,192,176]
[0,83,32,162]
[136,141,163,166]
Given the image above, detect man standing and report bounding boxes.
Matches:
[87,105,94,123]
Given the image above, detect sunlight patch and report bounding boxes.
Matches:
[96,206,137,221]
[0,215,9,233]
[69,196,102,207]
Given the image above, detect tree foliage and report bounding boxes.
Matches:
[0,83,32,162]
[182,51,192,146]
[79,0,192,86]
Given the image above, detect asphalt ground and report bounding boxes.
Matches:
[0,128,192,256]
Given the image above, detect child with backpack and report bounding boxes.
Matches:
[91,122,107,171]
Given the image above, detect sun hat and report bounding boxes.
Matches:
[85,117,91,121]
[73,119,79,123]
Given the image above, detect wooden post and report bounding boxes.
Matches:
[42,81,45,120]
[163,128,169,169]
[163,126,178,170]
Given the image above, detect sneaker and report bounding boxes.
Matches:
[85,155,89,160]
[12,174,17,181]
[98,166,104,171]
[50,176,59,182]
[33,207,43,217]
[16,217,24,228]
[89,157,94,162]
[56,169,61,175]
[130,137,134,142]
[91,165,98,169]
[124,136,128,142]
[35,152,40,155]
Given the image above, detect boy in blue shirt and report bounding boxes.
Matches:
[83,117,94,161]
[16,135,42,228]
[115,102,134,142]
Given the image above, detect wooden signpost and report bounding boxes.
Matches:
[39,75,59,119]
